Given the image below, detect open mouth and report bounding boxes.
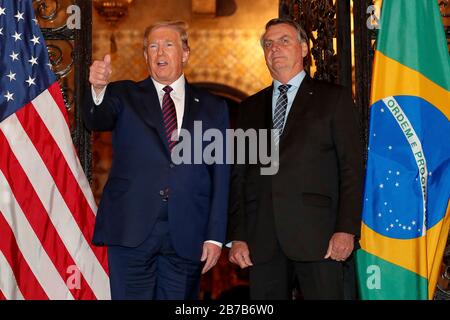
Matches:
[157,61,168,67]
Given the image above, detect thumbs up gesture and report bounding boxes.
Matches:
[89,54,112,95]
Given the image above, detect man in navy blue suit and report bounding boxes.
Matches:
[84,21,230,300]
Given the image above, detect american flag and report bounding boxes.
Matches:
[0,0,109,299]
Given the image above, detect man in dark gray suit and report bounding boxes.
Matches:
[227,18,364,300]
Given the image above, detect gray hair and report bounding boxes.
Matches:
[143,21,190,51]
[260,18,308,47]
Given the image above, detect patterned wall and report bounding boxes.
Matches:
[186,29,272,95]
[92,29,272,95]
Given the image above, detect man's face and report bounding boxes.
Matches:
[262,23,308,82]
[144,27,189,85]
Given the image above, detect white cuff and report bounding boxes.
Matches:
[91,85,107,105]
[205,240,222,248]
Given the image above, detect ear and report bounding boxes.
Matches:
[301,42,308,58]
[144,50,148,64]
[182,49,190,65]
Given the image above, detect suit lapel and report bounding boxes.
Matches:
[248,85,272,130]
[263,86,274,130]
[134,77,171,155]
[181,83,201,133]
[280,75,315,145]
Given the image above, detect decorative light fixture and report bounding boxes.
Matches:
[93,0,134,52]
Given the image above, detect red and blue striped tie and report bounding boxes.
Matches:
[162,86,178,151]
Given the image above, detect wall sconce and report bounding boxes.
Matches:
[192,0,216,17]
[93,0,134,53]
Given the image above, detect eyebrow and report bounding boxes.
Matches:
[149,39,176,43]
[264,34,292,41]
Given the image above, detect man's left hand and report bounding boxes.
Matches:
[324,232,355,262]
[201,242,222,274]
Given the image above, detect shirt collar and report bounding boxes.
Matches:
[151,74,185,97]
[273,70,306,93]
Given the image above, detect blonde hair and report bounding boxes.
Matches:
[143,21,190,51]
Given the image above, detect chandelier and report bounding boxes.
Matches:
[93,0,134,26]
[93,0,134,53]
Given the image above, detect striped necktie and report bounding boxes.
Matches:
[162,86,178,151]
[273,84,291,146]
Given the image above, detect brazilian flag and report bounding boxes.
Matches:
[356,0,450,299]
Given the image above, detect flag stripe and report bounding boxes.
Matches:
[47,81,70,127]
[0,168,73,300]
[26,87,109,274]
[370,52,450,119]
[1,111,109,299]
[0,0,109,300]
[377,0,450,90]
[0,126,95,299]
[45,84,97,214]
[0,289,6,300]
[16,102,110,298]
[0,213,40,300]
[426,200,450,299]
[356,249,428,300]
[360,222,427,277]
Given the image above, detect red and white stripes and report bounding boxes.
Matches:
[0,83,110,300]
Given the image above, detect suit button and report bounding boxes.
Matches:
[160,188,170,201]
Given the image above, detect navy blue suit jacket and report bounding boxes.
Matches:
[83,77,230,262]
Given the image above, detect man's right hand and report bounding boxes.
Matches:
[89,54,112,96]
[229,241,253,269]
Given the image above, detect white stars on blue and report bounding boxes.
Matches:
[30,35,40,45]
[14,11,24,22]
[6,71,16,82]
[9,51,19,61]
[4,91,14,101]
[0,0,56,120]
[25,76,36,87]
[28,56,38,66]
[12,31,22,41]
[365,103,425,239]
